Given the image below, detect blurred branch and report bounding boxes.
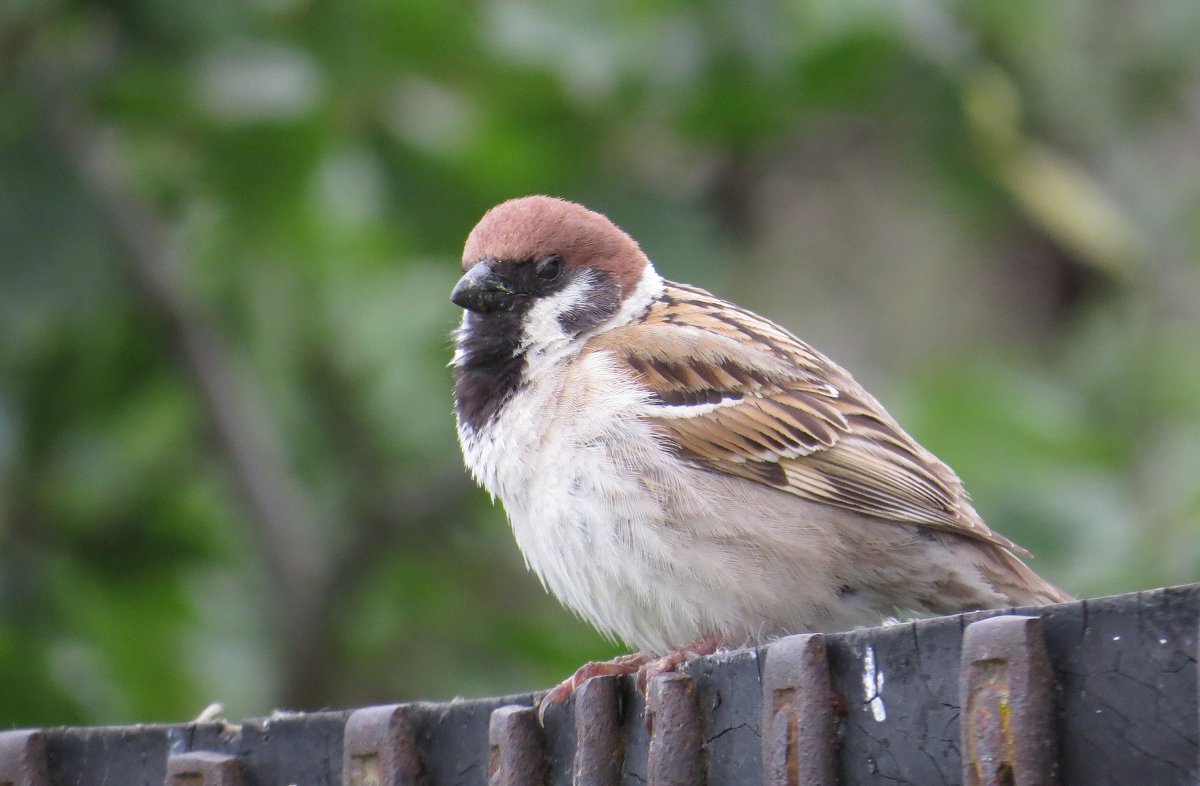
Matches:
[298,351,471,596]
[963,67,1145,278]
[22,51,333,703]
[707,153,759,242]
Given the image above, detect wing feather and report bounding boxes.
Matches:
[586,281,1025,553]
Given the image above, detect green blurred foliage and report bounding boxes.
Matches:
[1,0,1198,726]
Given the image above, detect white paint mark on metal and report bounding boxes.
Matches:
[862,645,887,722]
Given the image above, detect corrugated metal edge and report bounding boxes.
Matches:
[0,730,49,786]
[961,614,1058,786]
[646,672,704,786]
[488,705,546,786]
[761,633,837,786]
[344,703,424,786]
[573,676,624,786]
[165,751,246,786]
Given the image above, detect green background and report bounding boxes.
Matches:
[2,0,1199,726]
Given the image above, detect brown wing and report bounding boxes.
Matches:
[586,281,1026,553]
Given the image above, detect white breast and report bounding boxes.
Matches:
[457,350,681,650]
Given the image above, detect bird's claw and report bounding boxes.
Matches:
[633,634,723,693]
[536,636,724,725]
[536,653,647,725]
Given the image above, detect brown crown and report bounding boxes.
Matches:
[462,196,649,297]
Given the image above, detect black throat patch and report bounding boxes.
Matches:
[452,262,624,433]
[453,306,529,433]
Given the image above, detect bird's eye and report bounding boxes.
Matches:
[535,254,563,282]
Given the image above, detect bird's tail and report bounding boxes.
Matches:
[981,547,1073,607]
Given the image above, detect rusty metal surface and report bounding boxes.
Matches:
[1045,586,1197,784]
[681,648,762,786]
[827,614,964,784]
[572,677,624,786]
[488,705,545,786]
[0,730,49,786]
[343,703,424,786]
[761,633,836,786]
[185,712,347,786]
[13,585,1200,785]
[646,673,704,786]
[165,751,246,786]
[961,614,1057,786]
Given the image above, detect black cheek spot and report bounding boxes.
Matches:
[556,271,622,336]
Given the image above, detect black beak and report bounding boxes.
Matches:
[451,262,519,314]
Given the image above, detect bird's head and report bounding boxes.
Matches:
[453,196,654,344]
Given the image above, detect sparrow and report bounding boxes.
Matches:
[450,195,1070,709]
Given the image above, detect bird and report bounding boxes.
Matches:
[450,195,1070,710]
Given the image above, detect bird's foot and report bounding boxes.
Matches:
[537,634,726,725]
[538,652,647,724]
[633,633,723,693]
[540,638,724,724]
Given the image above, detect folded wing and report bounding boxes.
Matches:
[586,281,1025,553]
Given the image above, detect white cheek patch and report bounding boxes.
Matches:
[516,264,666,380]
[518,274,595,376]
[613,266,663,326]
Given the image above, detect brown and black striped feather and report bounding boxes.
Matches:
[586,281,1027,554]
